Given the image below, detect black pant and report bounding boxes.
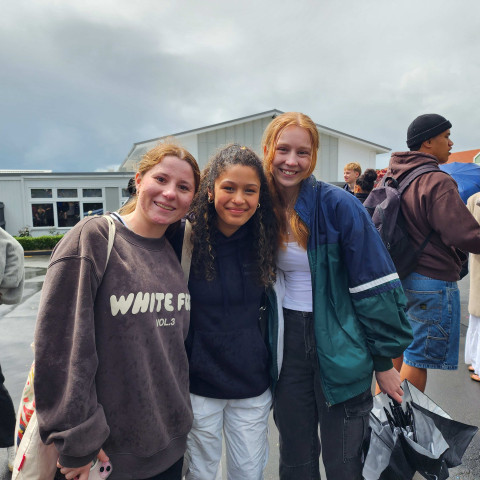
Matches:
[273,308,372,480]
[144,456,183,480]
[0,363,16,448]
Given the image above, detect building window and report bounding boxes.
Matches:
[57,202,80,227]
[82,188,102,197]
[29,187,108,229]
[31,189,52,199]
[58,188,78,198]
[83,203,104,217]
[32,204,54,227]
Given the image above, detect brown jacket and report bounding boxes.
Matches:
[387,152,480,281]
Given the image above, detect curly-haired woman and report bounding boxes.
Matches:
[174,144,278,480]
[354,168,377,204]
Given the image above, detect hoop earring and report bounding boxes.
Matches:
[208,194,214,204]
[257,203,261,209]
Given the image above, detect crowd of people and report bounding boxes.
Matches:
[2,111,480,480]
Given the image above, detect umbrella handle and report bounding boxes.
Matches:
[383,407,397,432]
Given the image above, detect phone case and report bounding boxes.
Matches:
[88,459,113,479]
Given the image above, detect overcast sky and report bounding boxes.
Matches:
[1,0,479,172]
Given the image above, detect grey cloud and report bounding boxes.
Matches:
[1,0,479,172]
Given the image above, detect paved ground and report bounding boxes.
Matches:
[1,256,479,479]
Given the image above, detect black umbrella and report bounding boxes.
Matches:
[363,380,478,480]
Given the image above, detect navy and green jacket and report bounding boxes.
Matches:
[267,176,413,406]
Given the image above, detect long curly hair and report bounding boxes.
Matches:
[262,112,319,249]
[189,144,278,286]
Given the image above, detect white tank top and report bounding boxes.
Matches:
[277,242,313,312]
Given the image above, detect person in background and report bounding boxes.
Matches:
[262,112,412,479]
[354,168,377,204]
[179,144,278,480]
[127,176,136,196]
[387,114,480,392]
[123,176,137,208]
[465,191,480,382]
[343,161,362,193]
[34,143,200,480]
[0,227,25,472]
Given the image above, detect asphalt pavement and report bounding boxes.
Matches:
[0,256,479,479]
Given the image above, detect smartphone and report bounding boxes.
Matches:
[88,459,113,479]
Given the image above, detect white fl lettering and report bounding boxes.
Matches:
[110,292,190,317]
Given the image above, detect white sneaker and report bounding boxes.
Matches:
[7,446,15,472]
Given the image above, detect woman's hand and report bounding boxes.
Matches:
[57,461,91,480]
[375,368,404,403]
[57,449,109,480]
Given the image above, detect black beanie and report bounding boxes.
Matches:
[406,114,452,149]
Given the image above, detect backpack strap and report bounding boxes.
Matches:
[416,229,434,256]
[102,214,116,266]
[380,175,398,188]
[395,166,443,257]
[181,219,193,282]
[397,165,440,194]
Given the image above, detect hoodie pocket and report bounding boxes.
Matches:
[189,327,269,397]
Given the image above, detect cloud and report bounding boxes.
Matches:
[1,0,480,172]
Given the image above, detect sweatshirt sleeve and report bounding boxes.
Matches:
[34,226,110,467]
[427,183,480,254]
[337,196,413,371]
[0,229,25,304]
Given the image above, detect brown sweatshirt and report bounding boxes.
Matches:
[34,215,193,479]
[387,152,480,281]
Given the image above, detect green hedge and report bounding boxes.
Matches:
[14,235,64,251]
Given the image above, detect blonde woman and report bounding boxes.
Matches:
[34,144,200,480]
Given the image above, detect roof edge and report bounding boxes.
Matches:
[135,109,283,147]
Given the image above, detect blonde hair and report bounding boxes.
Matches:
[344,162,362,175]
[118,143,200,215]
[261,112,319,249]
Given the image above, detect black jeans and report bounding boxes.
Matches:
[144,456,183,480]
[273,309,372,480]
[0,363,16,448]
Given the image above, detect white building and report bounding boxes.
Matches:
[0,171,133,237]
[0,110,389,238]
[119,109,390,182]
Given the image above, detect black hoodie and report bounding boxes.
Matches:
[186,224,270,399]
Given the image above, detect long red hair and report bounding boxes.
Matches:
[262,112,319,248]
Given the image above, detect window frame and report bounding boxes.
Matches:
[29,187,105,230]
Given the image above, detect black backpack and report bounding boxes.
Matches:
[363,165,438,279]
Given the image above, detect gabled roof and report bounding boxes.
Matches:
[120,109,390,170]
[127,110,283,153]
[448,149,480,163]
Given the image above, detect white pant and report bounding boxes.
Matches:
[466,314,480,374]
[185,389,272,480]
